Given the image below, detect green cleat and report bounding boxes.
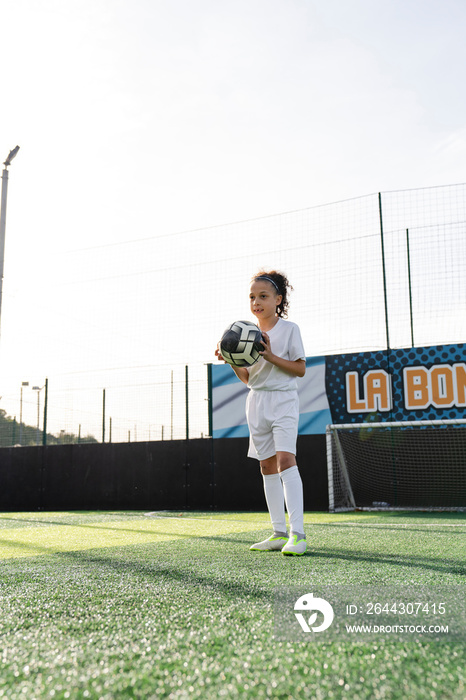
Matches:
[249,534,288,551]
[282,534,307,556]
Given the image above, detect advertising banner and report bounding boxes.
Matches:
[212,343,465,437]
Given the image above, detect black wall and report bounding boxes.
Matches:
[0,435,328,511]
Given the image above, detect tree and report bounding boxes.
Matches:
[0,408,97,446]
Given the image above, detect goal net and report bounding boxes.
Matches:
[326,420,466,512]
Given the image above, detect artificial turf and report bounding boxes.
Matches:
[0,510,464,699]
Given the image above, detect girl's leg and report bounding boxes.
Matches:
[249,455,288,551]
[259,455,287,535]
[277,452,306,553]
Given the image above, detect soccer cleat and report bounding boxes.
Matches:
[282,534,307,556]
[249,534,288,552]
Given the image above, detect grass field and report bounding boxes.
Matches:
[0,510,465,699]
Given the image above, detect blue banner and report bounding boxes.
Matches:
[212,357,332,438]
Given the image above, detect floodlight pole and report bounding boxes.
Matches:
[0,146,20,340]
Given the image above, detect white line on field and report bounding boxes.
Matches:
[144,512,262,524]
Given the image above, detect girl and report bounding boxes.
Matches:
[216,270,307,556]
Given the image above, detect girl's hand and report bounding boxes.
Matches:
[259,333,305,377]
[215,344,227,362]
[259,332,275,363]
[259,333,306,377]
[215,344,249,384]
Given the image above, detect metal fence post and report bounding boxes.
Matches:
[170,370,174,440]
[207,363,213,438]
[102,389,106,443]
[406,228,415,347]
[378,192,390,351]
[185,365,189,440]
[42,378,48,446]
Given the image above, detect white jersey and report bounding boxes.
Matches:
[247,318,305,391]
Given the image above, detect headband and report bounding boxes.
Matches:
[255,275,281,293]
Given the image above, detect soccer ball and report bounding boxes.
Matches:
[219,320,264,367]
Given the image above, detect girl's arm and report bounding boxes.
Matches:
[215,347,249,384]
[260,333,306,378]
[229,365,249,384]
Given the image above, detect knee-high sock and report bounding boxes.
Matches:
[280,465,305,536]
[262,473,287,535]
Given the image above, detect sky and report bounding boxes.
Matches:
[0,0,465,439]
[2,0,466,250]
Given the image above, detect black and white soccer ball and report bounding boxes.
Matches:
[219,320,264,367]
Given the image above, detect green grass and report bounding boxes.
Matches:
[0,510,464,699]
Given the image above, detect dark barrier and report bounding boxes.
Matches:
[212,436,328,511]
[297,435,329,511]
[0,446,42,511]
[0,435,328,511]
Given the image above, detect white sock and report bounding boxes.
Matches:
[280,465,305,537]
[262,473,287,535]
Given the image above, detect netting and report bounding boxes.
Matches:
[327,420,466,512]
[0,184,465,444]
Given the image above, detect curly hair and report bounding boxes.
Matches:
[251,270,294,318]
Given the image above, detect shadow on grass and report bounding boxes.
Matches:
[1,514,464,579]
[2,512,465,541]
[0,528,260,559]
[0,514,268,538]
[308,545,465,576]
[1,527,464,579]
[54,546,274,603]
[8,531,459,582]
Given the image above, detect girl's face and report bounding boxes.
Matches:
[249,280,282,326]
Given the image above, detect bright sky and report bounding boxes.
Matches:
[2,0,466,251]
[1,0,465,439]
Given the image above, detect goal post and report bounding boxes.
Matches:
[326,419,466,512]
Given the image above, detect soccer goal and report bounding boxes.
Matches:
[326,419,466,512]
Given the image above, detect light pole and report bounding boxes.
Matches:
[0,146,20,339]
[19,380,29,446]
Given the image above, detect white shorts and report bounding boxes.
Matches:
[246,389,299,461]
